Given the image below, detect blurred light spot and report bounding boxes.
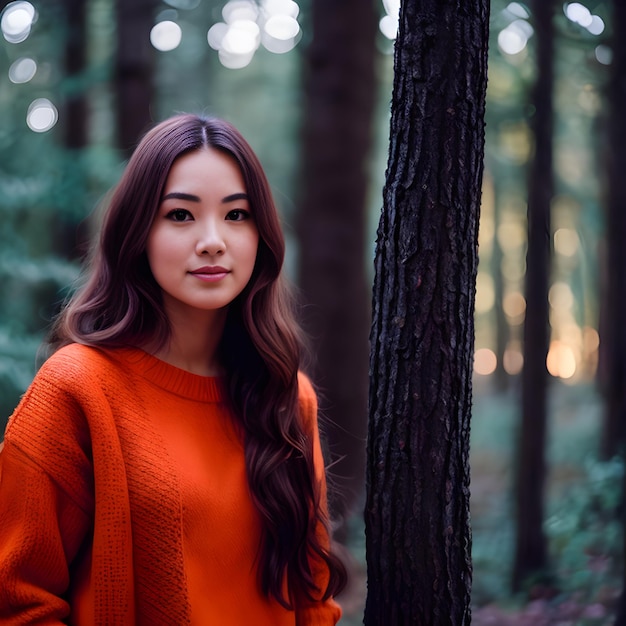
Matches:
[261,0,300,18]
[261,29,298,53]
[210,0,302,66]
[498,20,533,56]
[264,14,299,39]
[474,348,497,376]
[26,98,58,133]
[1,1,36,44]
[549,282,574,311]
[595,45,612,65]
[503,347,523,375]
[587,15,605,35]
[554,228,579,257]
[547,341,576,379]
[564,2,592,27]
[150,20,182,51]
[222,20,260,55]
[379,14,398,40]
[208,22,229,50]
[505,2,530,19]
[497,220,526,251]
[380,0,400,39]
[218,48,254,69]
[475,273,495,313]
[223,0,258,23]
[503,291,526,322]
[8,56,36,83]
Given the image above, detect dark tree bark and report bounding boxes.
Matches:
[364,0,489,623]
[297,0,377,539]
[512,0,555,592]
[604,3,626,623]
[114,0,156,155]
[601,0,626,462]
[58,0,88,260]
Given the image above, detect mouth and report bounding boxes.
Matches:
[189,266,230,281]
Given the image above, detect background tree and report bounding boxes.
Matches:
[512,0,555,592]
[364,0,489,622]
[114,0,156,155]
[296,0,377,540]
[603,1,626,621]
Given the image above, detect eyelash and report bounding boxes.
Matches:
[164,208,251,222]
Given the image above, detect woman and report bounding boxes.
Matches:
[0,114,346,624]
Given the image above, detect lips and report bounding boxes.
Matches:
[189,266,229,275]
[188,266,230,282]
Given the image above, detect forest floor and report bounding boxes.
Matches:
[335,379,623,625]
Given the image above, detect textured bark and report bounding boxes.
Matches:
[114,0,156,155]
[512,0,554,592]
[297,0,377,538]
[364,0,489,623]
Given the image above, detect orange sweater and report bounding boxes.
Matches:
[0,344,342,625]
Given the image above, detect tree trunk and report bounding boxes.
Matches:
[114,0,156,155]
[601,0,626,462]
[297,0,377,539]
[604,3,626,623]
[364,0,489,622]
[512,0,554,592]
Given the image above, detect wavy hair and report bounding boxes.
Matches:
[48,114,346,607]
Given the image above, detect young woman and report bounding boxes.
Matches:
[0,114,346,624]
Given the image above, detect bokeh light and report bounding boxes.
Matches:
[547,340,577,379]
[474,348,497,376]
[379,0,400,40]
[498,19,534,56]
[1,1,36,44]
[208,0,302,67]
[8,57,36,83]
[150,20,182,51]
[564,2,605,35]
[26,98,58,133]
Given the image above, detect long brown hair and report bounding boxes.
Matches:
[48,114,346,607]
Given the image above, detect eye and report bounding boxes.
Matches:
[225,209,251,222]
[166,209,193,222]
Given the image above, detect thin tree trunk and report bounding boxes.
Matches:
[601,0,626,462]
[297,0,377,540]
[512,0,554,592]
[365,0,489,622]
[114,0,156,155]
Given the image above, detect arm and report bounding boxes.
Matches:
[295,374,343,626]
[0,366,93,624]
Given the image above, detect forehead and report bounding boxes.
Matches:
[164,148,246,192]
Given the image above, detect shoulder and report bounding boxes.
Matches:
[38,343,118,388]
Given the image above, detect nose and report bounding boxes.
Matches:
[195,218,225,256]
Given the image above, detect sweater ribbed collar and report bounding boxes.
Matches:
[105,347,223,403]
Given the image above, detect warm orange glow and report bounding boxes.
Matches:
[503,348,523,375]
[474,348,497,375]
[546,340,577,379]
[503,291,526,323]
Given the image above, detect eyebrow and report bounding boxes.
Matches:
[161,191,249,203]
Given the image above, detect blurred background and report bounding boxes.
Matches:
[0,0,621,623]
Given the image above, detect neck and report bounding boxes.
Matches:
[149,304,228,377]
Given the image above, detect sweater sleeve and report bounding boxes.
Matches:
[295,373,343,626]
[0,365,94,624]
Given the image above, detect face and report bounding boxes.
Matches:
[146,147,259,323]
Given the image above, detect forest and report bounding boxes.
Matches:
[0,0,623,624]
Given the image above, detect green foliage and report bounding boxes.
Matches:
[546,455,623,598]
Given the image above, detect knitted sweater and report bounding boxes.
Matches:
[0,343,342,625]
